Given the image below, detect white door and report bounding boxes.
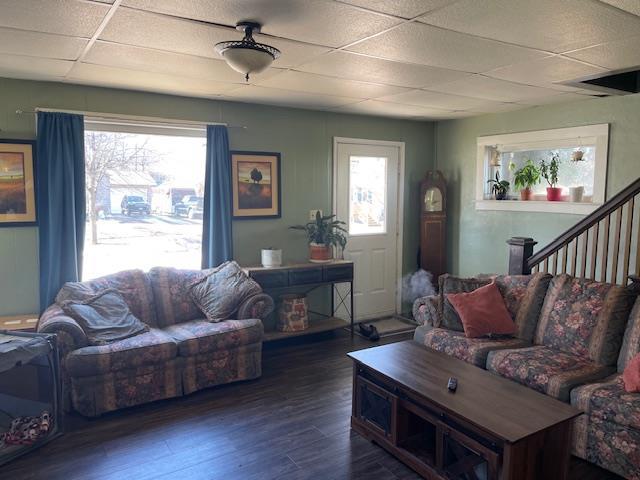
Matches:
[334,139,402,321]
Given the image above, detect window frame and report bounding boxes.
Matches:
[475,124,609,215]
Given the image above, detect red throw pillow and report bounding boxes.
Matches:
[446,282,515,338]
[623,353,640,393]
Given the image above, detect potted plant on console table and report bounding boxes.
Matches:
[540,153,562,201]
[290,211,348,263]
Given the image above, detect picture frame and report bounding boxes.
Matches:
[231,151,281,219]
[0,139,37,227]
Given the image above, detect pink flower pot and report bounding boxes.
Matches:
[546,187,563,201]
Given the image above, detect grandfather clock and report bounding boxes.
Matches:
[420,171,447,280]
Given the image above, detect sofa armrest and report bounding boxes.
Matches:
[37,304,88,351]
[412,295,440,327]
[237,293,275,320]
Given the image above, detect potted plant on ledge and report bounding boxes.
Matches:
[487,171,510,200]
[290,211,348,263]
[513,159,541,201]
[540,153,562,201]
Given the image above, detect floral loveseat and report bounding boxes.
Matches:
[37,266,274,417]
[413,273,639,479]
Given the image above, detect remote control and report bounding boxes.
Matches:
[447,377,458,392]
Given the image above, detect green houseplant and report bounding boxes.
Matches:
[487,171,510,200]
[539,153,562,201]
[513,159,541,201]
[290,211,348,262]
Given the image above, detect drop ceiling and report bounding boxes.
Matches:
[1,0,639,120]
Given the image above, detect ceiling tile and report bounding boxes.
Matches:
[347,22,547,73]
[331,99,453,118]
[295,51,472,88]
[68,63,238,97]
[419,0,640,53]
[223,85,362,109]
[121,0,401,47]
[255,70,409,99]
[0,27,87,60]
[376,89,507,110]
[464,102,529,114]
[486,56,606,85]
[566,36,640,70]
[515,92,597,106]
[337,0,457,19]
[599,0,640,17]
[0,53,73,79]
[100,8,330,68]
[0,0,109,37]
[84,41,282,84]
[428,75,564,102]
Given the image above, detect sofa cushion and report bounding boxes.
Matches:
[189,261,262,323]
[148,267,205,327]
[494,273,551,342]
[623,353,640,393]
[534,274,634,365]
[438,275,491,331]
[487,345,614,401]
[56,269,157,327]
[447,282,516,338]
[66,328,177,377]
[424,328,529,367]
[571,374,640,431]
[61,289,149,346]
[619,297,640,373]
[574,414,640,480]
[163,319,263,357]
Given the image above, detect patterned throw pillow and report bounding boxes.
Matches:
[189,261,262,322]
[623,353,640,393]
[61,289,149,345]
[438,274,491,331]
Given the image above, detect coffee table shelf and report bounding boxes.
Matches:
[348,340,581,480]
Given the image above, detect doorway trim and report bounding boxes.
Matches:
[332,137,406,317]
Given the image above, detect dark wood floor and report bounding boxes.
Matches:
[5,331,622,480]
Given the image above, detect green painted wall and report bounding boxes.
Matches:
[435,93,640,276]
[0,77,433,316]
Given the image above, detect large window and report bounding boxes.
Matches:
[83,121,206,280]
[475,124,609,215]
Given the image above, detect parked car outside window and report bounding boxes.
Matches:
[173,195,204,219]
[120,195,151,216]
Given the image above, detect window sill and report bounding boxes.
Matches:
[475,199,601,215]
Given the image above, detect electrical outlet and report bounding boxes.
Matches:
[309,209,322,220]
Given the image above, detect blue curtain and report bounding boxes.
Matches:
[201,125,233,268]
[37,112,86,311]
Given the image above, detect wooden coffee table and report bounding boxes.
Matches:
[348,340,581,480]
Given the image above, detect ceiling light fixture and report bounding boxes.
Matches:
[215,22,281,82]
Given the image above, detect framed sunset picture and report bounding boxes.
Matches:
[231,151,281,219]
[0,140,36,226]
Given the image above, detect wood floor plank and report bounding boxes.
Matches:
[3,331,623,480]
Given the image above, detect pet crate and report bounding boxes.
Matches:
[0,330,62,466]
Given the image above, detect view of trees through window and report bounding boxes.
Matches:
[83,130,206,280]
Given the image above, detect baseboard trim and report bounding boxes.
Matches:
[0,315,38,331]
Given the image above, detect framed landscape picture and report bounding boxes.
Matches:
[0,140,36,226]
[231,151,281,219]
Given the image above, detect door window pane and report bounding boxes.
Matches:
[349,156,386,235]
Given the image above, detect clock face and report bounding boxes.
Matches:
[424,187,443,212]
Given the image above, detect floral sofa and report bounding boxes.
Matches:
[37,267,274,417]
[413,273,639,479]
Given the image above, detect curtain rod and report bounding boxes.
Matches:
[15,108,247,130]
